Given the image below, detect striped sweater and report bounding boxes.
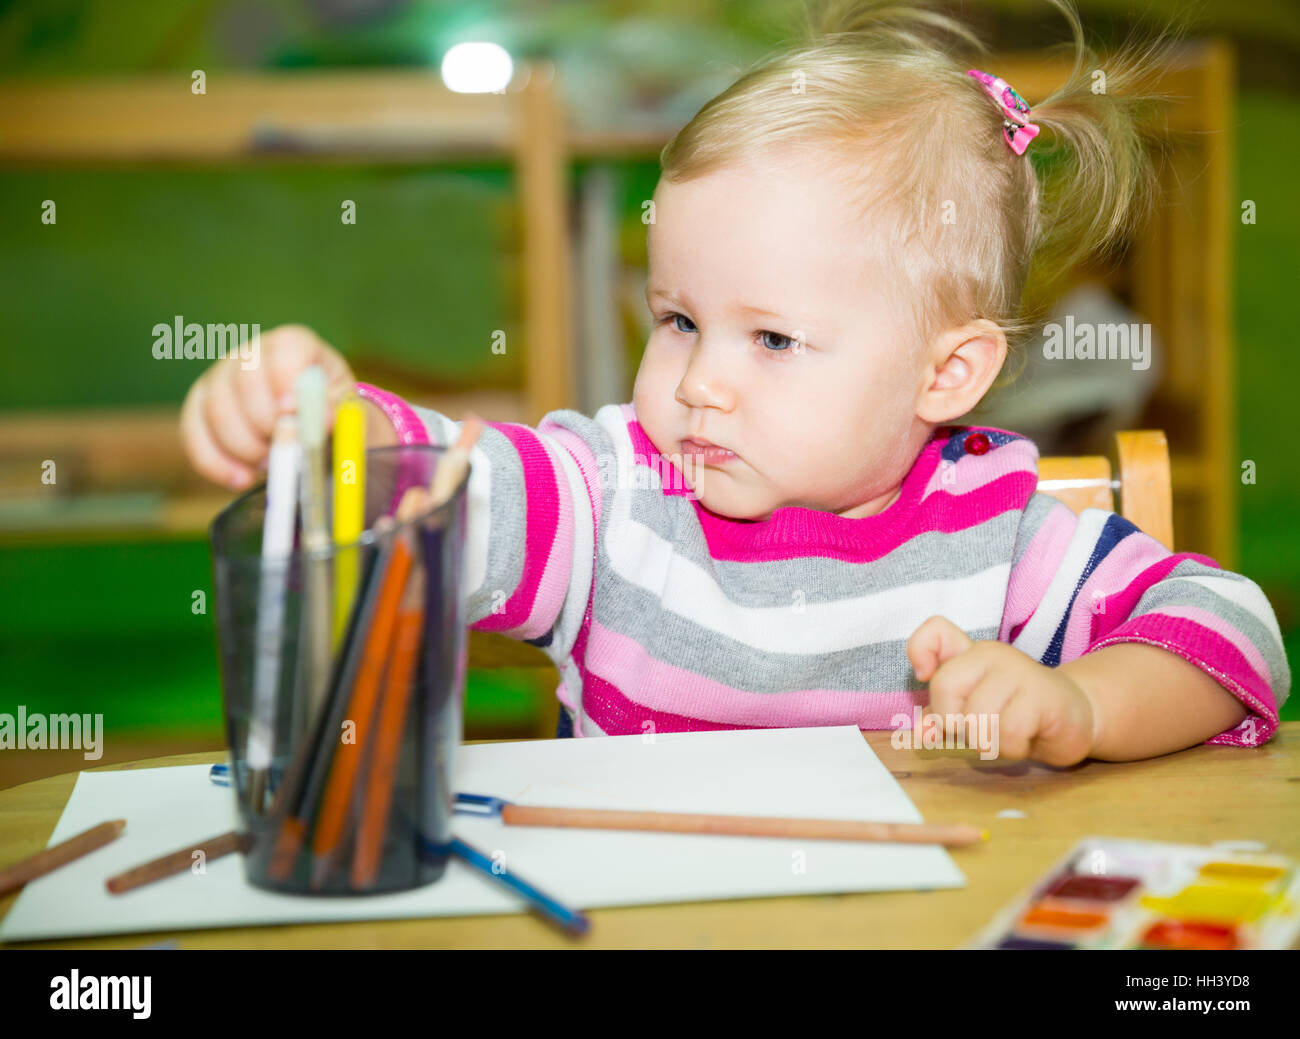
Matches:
[358,385,1290,748]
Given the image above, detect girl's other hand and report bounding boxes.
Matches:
[179,323,356,490]
[907,614,1097,767]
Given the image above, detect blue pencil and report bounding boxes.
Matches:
[446,836,590,937]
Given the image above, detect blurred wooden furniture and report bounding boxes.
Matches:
[0,63,579,542]
[1037,429,1175,550]
[0,63,576,426]
[0,42,1234,560]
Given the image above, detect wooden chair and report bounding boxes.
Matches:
[470,428,1175,672]
[1036,429,1174,551]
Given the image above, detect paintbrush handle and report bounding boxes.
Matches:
[498,805,985,847]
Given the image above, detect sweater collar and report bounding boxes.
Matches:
[624,410,950,558]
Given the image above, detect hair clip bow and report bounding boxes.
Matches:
[966,68,1040,156]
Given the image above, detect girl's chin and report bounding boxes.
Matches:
[690,486,772,523]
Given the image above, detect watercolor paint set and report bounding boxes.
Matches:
[969,837,1300,950]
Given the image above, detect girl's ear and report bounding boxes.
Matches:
[914,320,1007,424]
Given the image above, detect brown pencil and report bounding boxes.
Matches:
[496,806,988,847]
[0,819,127,896]
[350,494,428,888]
[105,830,251,894]
[308,524,415,889]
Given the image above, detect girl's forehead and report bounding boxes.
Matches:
[650,176,887,281]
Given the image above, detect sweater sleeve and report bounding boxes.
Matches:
[354,383,609,663]
[999,492,1290,747]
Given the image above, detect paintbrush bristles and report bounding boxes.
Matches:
[295,366,327,449]
[429,414,483,507]
[395,486,429,524]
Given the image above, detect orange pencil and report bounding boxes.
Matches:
[351,496,428,888]
[0,819,126,896]
[308,512,417,889]
[266,520,395,883]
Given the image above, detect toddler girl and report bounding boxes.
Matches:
[181,0,1289,764]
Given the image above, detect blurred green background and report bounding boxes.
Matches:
[1,0,1296,789]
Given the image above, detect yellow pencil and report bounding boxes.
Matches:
[332,395,366,648]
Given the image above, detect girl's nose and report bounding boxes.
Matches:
[675,340,735,412]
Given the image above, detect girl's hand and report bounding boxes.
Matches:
[179,324,356,490]
[906,615,1097,766]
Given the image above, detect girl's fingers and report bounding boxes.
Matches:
[181,323,356,488]
[907,614,973,683]
[180,379,254,490]
[963,674,1024,758]
[202,364,272,469]
[228,350,280,445]
[263,325,352,410]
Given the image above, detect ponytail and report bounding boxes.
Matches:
[1027,0,1171,277]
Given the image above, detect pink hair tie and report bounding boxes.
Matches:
[967,68,1040,156]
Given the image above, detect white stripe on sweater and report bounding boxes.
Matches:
[1179,574,1285,646]
[1012,508,1111,659]
[602,484,1008,650]
[546,433,596,661]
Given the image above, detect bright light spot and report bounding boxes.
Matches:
[441,42,513,94]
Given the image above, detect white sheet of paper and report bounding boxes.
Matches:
[0,725,964,942]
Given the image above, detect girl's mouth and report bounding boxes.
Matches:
[680,438,738,466]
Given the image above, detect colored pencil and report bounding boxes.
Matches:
[247,415,300,815]
[0,820,126,896]
[409,417,482,862]
[331,395,367,648]
[296,366,333,742]
[350,492,428,888]
[106,830,250,894]
[449,836,590,937]
[491,806,988,847]
[266,537,386,881]
[308,523,415,889]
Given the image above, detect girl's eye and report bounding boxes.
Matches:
[759,331,796,353]
[658,313,801,355]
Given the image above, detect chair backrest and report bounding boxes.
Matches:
[1036,429,1174,551]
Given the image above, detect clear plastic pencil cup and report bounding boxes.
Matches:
[210,444,469,895]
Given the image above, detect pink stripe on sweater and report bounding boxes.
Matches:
[622,416,1036,560]
[580,618,928,732]
[1085,552,1220,648]
[1089,614,1278,746]
[1056,529,1181,660]
[1000,498,1076,641]
[695,468,1035,562]
[498,435,574,641]
[540,421,604,719]
[621,421,1034,561]
[1136,605,1274,688]
[353,383,433,514]
[469,422,561,635]
[921,437,1039,497]
[564,413,618,738]
[540,421,604,521]
[354,383,429,446]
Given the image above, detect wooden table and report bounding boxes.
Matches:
[2,726,1297,949]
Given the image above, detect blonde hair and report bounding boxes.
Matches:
[658,0,1170,385]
